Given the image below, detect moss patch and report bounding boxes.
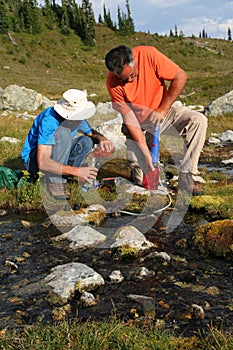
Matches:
[190,195,225,209]
[193,219,233,258]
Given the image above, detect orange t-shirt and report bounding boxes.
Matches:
[106,46,179,124]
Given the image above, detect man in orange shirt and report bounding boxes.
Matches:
[105,45,207,195]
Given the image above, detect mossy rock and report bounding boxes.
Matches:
[193,219,233,258]
[190,195,225,210]
[112,244,140,260]
[190,195,229,219]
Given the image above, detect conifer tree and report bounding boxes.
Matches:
[117,0,134,36]
[202,28,207,38]
[125,0,134,34]
[60,0,71,34]
[103,3,115,30]
[98,13,103,24]
[42,0,57,29]
[18,0,41,34]
[227,27,232,41]
[0,0,9,33]
[80,0,96,46]
[72,0,83,36]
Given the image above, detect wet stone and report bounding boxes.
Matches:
[44,262,105,303]
[127,294,157,319]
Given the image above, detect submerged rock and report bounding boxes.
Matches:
[185,304,205,320]
[127,294,157,319]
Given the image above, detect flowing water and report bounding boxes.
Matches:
[0,208,232,337]
[0,142,232,336]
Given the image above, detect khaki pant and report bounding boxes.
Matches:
[122,105,208,177]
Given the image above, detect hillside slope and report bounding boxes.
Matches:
[0,25,233,106]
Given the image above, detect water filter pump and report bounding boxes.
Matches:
[142,124,160,190]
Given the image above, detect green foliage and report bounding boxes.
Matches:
[2,0,97,46]
[0,0,9,34]
[42,0,57,30]
[0,318,233,349]
[117,0,135,36]
[80,0,96,46]
[103,3,115,30]
[17,0,41,34]
[18,55,26,64]
[14,172,41,207]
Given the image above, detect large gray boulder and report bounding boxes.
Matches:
[0,84,51,111]
[96,115,126,150]
[204,90,233,116]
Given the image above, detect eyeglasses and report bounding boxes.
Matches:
[119,72,138,82]
[116,63,138,82]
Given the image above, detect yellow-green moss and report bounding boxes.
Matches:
[193,219,233,257]
[112,244,139,260]
[190,195,225,209]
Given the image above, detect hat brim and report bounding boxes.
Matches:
[54,100,96,120]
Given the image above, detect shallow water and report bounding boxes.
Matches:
[0,209,232,337]
[1,141,233,335]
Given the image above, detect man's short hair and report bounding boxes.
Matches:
[105,45,134,76]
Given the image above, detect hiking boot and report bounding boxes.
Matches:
[47,182,70,200]
[178,172,204,196]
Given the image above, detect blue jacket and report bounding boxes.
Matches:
[21,107,92,163]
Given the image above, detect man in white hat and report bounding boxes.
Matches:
[21,89,114,200]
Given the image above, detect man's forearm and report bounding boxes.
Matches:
[90,129,107,144]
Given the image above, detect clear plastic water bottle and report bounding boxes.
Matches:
[81,179,100,192]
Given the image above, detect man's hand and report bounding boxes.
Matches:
[148,110,165,129]
[76,166,98,184]
[99,139,114,153]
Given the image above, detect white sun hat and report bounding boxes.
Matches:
[54,89,96,120]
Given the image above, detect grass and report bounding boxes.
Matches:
[0,109,233,217]
[0,318,233,350]
[1,25,233,105]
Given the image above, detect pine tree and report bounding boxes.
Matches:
[73,1,83,37]
[98,13,102,24]
[81,0,96,46]
[103,3,115,30]
[0,0,9,33]
[72,0,96,46]
[117,0,134,36]
[227,27,232,41]
[60,0,71,34]
[42,0,57,29]
[125,0,134,34]
[18,0,41,34]
[117,5,123,32]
